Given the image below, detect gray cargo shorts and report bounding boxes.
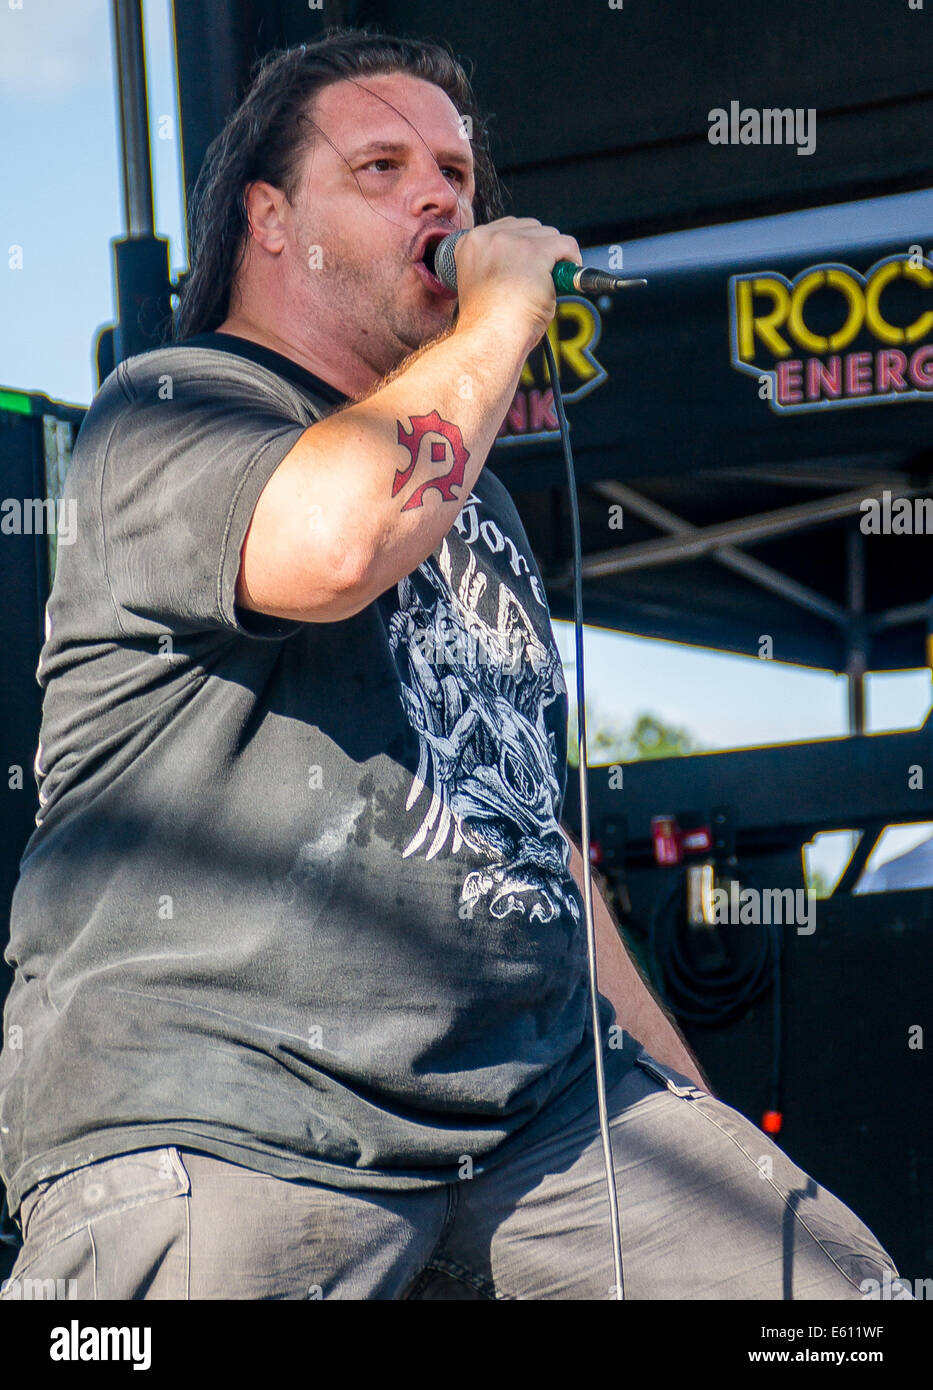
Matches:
[0,1034,911,1300]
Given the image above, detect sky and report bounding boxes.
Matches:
[2,0,931,882]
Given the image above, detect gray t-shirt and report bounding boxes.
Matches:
[0,332,627,1215]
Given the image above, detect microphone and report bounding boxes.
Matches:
[429,229,647,297]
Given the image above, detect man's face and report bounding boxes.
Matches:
[283,72,476,376]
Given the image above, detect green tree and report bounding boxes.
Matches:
[566,705,701,768]
[805,868,832,899]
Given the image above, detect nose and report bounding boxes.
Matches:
[408,152,464,224]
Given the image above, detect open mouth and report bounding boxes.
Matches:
[414,234,457,299]
[419,232,446,274]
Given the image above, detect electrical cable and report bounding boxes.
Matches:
[648,869,784,1120]
[649,871,779,1024]
[542,335,625,1301]
[284,81,627,1298]
[322,77,628,1293]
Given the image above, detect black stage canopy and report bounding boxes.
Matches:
[488,224,933,675]
[172,0,933,244]
[167,0,933,679]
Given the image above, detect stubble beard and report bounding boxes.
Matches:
[345,262,455,376]
[301,222,456,378]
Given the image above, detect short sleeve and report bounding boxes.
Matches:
[100,350,318,640]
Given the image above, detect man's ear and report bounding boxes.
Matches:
[243,180,288,255]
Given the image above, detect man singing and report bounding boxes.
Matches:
[0,28,906,1299]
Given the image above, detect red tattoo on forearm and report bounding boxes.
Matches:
[393,410,470,512]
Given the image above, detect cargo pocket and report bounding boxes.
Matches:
[12,1146,190,1274]
[633,1047,708,1100]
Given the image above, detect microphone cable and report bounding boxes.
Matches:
[431,224,644,1299]
[648,867,784,1127]
[542,334,625,1302]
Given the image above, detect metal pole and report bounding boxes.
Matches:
[846,527,867,736]
[104,0,173,367]
[569,483,924,582]
[112,0,155,237]
[592,480,849,627]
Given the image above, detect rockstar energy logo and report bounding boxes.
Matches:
[497,296,607,444]
[729,253,933,414]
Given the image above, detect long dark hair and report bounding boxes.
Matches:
[171,26,505,342]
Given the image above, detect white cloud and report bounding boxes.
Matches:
[0,0,110,101]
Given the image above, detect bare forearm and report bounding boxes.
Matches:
[565,834,714,1095]
[339,313,536,602]
[238,218,585,626]
[240,311,538,625]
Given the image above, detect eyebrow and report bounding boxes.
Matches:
[348,139,474,174]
